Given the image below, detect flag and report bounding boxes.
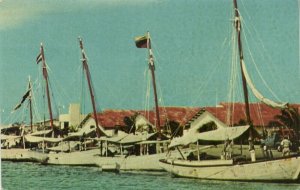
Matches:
[12,89,30,112]
[134,35,148,48]
[36,52,42,64]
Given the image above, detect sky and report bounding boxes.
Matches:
[0,0,299,124]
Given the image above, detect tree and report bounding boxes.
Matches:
[123,113,138,134]
[271,108,299,129]
[268,107,300,139]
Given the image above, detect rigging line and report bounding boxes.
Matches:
[190,12,233,107]
[226,23,236,124]
[189,36,230,107]
[48,80,59,118]
[32,78,43,121]
[242,28,282,102]
[147,69,151,120]
[144,69,151,121]
[141,66,148,111]
[156,76,172,133]
[227,2,240,122]
[46,64,72,105]
[256,102,265,127]
[240,0,252,23]
[240,14,287,95]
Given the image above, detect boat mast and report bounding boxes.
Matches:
[40,44,54,129]
[78,37,101,138]
[146,32,161,138]
[28,76,33,131]
[233,1,252,126]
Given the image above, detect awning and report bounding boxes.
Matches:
[25,135,62,143]
[64,127,96,141]
[0,134,21,141]
[97,132,163,145]
[169,125,250,148]
[30,130,53,136]
[47,141,80,152]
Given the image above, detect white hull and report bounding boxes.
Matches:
[43,149,99,166]
[43,148,187,171]
[43,150,167,171]
[1,148,48,162]
[159,156,300,181]
[94,153,167,171]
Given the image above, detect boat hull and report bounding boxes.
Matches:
[94,153,167,171]
[43,148,187,171]
[159,156,300,181]
[1,149,48,162]
[42,149,99,166]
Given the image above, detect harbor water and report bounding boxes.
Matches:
[1,161,300,190]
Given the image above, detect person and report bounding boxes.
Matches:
[223,139,233,160]
[248,137,256,162]
[281,136,291,157]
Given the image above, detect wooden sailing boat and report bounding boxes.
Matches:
[1,43,60,162]
[92,32,176,171]
[41,37,107,166]
[159,0,300,181]
[1,77,34,161]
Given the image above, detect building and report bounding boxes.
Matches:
[59,103,86,130]
[60,102,300,136]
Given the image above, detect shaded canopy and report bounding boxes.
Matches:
[169,125,251,148]
[24,135,62,143]
[0,134,21,141]
[30,130,53,136]
[98,132,168,145]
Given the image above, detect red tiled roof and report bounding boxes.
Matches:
[137,107,201,127]
[91,107,201,129]
[92,110,137,129]
[90,103,300,129]
[205,102,300,127]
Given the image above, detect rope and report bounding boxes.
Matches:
[240,12,286,102]
[242,22,282,102]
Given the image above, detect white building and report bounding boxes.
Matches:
[59,104,86,130]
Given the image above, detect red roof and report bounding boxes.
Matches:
[90,103,300,129]
[205,102,300,127]
[92,110,137,129]
[137,107,201,127]
[91,107,201,129]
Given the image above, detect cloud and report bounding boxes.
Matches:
[0,0,56,30]
[0,0,161,30]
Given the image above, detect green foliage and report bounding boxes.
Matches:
[269,108,300,131]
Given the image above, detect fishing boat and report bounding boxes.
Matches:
[159,0,300,182]
[92,32,190,171]
[1,44,62,162]
[44,34,187,170]
[41,37,108,166]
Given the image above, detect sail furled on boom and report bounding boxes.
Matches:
[241,60,288,109]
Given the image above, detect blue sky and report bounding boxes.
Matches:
[0,0,299,124]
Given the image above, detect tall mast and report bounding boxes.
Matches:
[28,76,33,131]
[40,44,54,129]
[233,0,253,142]
[233,1,251,124]
[78,37,101,138]
[146,32,161,137]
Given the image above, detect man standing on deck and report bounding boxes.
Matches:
[281,136,291,156]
